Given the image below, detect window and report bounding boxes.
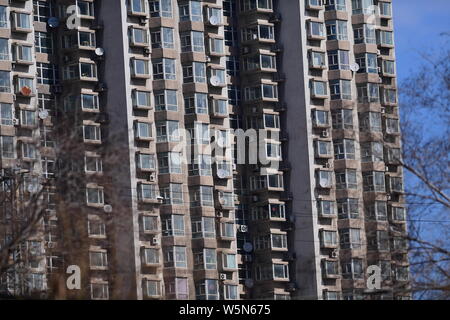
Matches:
[134,121,152,139]
[13,13,31,30]
[153,58,176,80]
[366,201,387,221]
[136,153,156,171]
[383,88,397,104]
[318,200,335,216]
[194,248,217,270]
[359,112,382,132]
[162,214,185,236]
[392,206,406,222]
[155,90,177,111]
[271,234,288,249]
[325,0,346,11]
[210,68,226,86]
[241,0,273,10]
[170,278,189,299]
[187,123,210,145]
[357,83,380,103]
[0,6,7,28]
[323,260,339,276]
[310,51,326,68]
[63,63,97,80]
[145,280,161,297]
[156,120,180,142]
[129,27,148,46]
[313,110,330,127]
[196,279,219,300]
[354,24,376,44]
[0,136,14,158]
[41,157,55,178]
[179,1,202,22]
[0,103,13,125]
[368,230,389,251]
[388,176,403,193]
[225,26,238,47]
[35,32,53,54]
[180,31,204,52]
[321,230,338,247]
[129,0,147,14]
[317,170,332,188]
[337,198,359,219]
[328,50,350,70]
[165,246,187,268]
[221,222,235,238]
[143,248,159,265]
[335,169,357,189]
[266,142,281,159]
[192,217,216,238]
[223,253,237,269]
[342,258,364,279]
[334,139,355,160]
[352,0,375,15]
[329,80,351,100]
[189,154,212,176]
[311,80,327,96]
[86,187,104,205]
[0,38,8,60]
[356,53,378,74]
[378,30,394,46]
[131,58,149,77]
[190,186,214,207]
[395,266,409,281]
[151,27,174,49]
[142,216,158,232]
[157,152,182,174]
[209,38,224,55]
[83,125,101,141]
[361,142,384,162]
[0,71,10,92]
[224,285,238,300]
[85,155,102,173]
[185,93,208,114]
[90,251,108,268]
[273,264,289,279]
[386,118,400,134]
[138,183,157,200]
[40,126,54,148]
[326,20,348,40]
[183,62,206,83]
[308,21,325,37]
[78,1,95,16]
[88,220,106,237]
[315,140,332,157]
[339,228,361,249]
[80,94,99,111]
[379,2,392,16]
[363,171,386,192]
[211,99,228,116]
[149,0,172,18]
[161,183,183,205]
[91,283,108,300]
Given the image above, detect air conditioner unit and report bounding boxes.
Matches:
[143,47,151,55]
[12,118,19,126]
[149,173,156,182]
[381,107,386,114]
[219,273,227,280]
[329,249,338,258]
[47,242,55,249]
[216,211,223,218]
[321,130,329,138]
[152,237,160,245]
[232,163,237,171]
[385,166,390,172]
[239,225,248,233]
[323,162,331,169]
[139,16,148,25]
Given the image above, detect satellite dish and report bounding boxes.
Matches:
[350,63,360,72]
[217,169,227,179]
[243,242,253,253]
[210,76,221,87]
[95,47,105,56]
[27,183,38,193]
[20,86,32,96]
[245,279,254,288]
[209,15,219,26]
[47,17,60,28]
[38,109,49,120]
[103,204,113,213]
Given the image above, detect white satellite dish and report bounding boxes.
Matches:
[103,204,113,213]
[38,109,49,120]
[217,169,228,179]
[243,242,253,253]
[350,63,360,72]
[95,47,105,56]
[209,15,219,26]
[209,76,221,87]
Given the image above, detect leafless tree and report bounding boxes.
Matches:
[398,35,450,299]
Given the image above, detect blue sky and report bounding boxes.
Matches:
[394,0,450,81]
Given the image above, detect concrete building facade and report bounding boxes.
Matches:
[0,0,408,300]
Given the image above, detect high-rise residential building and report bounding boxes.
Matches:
[0,0,409,300]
